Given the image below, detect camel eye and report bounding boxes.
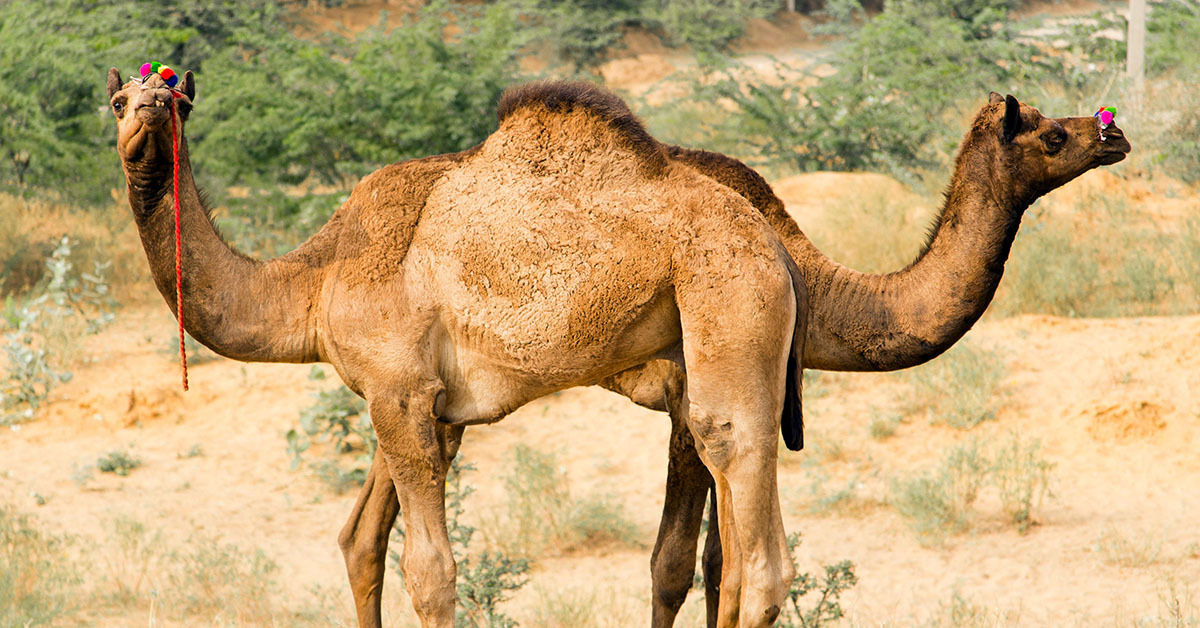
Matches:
[1042,132,1066,152]
[112,101,125,117]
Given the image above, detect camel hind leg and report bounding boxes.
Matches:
[674,249,798,628]
[339,455,400,628]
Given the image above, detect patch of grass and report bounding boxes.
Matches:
[163,535,282,624]
[990,436,1054,532]
[868,409,902,441]
[802,471,878,518]
[890,441,988,544]
[905,340,1007,430]
[96,449,142,477]
[891,436,1056,544]
[495,445,641,557]
[1094,526,1164,568]
[0,502,80,626]
[921,591,1012,628]
[995,189,1200,318]
[529,588,597,628]
[103,515,162,607]
[177,443,204,459]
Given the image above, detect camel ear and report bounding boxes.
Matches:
[988,91,1004,104]
[107,67,122,99]
[181,70,195,101]
[1002,94,1021,143]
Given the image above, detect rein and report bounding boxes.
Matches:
[140,62,188,391]
[169,91,187,391]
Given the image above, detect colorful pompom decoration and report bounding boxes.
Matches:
[1094,106,1117,129]
[140,61,178,88]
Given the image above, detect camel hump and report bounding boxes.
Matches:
[496,81,667,175]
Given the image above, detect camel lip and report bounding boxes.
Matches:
[1096,149,1128,165]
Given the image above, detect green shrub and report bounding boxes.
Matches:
[286,384,374,493]
[682,0,1056,179]
[96,449,143,477]
[906,341,1007,430]
[649,0,776,56]
[778,533,858,628]
[0,503,80,626]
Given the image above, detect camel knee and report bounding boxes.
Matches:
[403,549,456,618]
[651,550,694,614]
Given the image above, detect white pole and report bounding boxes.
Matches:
[1127,0,1146,103]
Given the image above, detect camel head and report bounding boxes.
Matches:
[106,66,195,164]
[980,92,1131,201]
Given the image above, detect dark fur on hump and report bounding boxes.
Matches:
[497,81,668,175]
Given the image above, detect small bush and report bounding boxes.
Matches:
[778,533,858,628]
[2,236,117,425]
[890,441,988,543]
[0,503,80,626]
[905,341,1007,429]
[497,445,641,557]
[990,436,1053,532]
[96,449,142,477]
[286,385,374,493]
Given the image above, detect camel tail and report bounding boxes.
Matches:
[780,248,807,451]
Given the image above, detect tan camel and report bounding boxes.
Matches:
[332,91,1132,627]
[108,71,810,628]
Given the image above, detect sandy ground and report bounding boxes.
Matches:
[3,167,1199,626]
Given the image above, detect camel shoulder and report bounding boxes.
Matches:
[495,81,668,176]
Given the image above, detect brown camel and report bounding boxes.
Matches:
[108,70,810,628]
[332,91,1132,627]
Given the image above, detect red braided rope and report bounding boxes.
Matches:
[169,94,188,391]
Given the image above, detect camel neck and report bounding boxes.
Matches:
[127,139,327,364]
[791,136,1028,371]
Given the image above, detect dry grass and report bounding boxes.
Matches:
[0,193,147,302]
[1094,526,1166,569]
[487,445,643,558]
[903,341,1008,430]
[0,501,344,627]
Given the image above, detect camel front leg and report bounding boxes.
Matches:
[651,404,715,628]
[371,383,458,628]
[339,455,400,628]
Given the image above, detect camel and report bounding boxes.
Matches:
[329,91,1132,627]
[108,70,811,628]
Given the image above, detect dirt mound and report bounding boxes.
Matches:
[1081,399,1171,441]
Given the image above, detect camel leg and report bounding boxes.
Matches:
[674,253,797,628]
[651,402,715,628]
[702,486,723,628]
[371,382,458,628]
[339,455,400,628]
